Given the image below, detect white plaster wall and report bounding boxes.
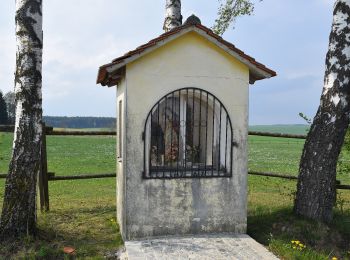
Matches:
[120,31,249,240]
[116,76,126,238]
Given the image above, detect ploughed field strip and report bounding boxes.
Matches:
[125,234,279,260]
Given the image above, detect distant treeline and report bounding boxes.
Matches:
[43,116,116,129]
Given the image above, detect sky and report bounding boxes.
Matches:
[0,0,333,125]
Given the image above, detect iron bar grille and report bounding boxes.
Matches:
[143,88,233,179]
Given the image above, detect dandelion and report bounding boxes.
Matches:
[332,257,338,260]
[290,240,306,251]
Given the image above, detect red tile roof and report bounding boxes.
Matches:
[97,23,276,86]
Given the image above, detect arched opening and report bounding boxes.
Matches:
[143,88,233,179]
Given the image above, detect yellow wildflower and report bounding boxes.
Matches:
[332,257,338,260]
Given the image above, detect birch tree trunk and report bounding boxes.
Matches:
[294,0,350,223]
[0,0,43,239]
[163,0,182,32]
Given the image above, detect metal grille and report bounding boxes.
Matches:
[143,88,233,179]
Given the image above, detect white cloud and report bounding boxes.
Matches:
[284,69,322,81]
[0,0,334,124]
[0,0,15,93]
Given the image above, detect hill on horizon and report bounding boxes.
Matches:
[43,116,116,129]
[249,124,309,135]
[42,117,308,135]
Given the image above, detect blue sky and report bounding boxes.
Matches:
[0,0,333,124]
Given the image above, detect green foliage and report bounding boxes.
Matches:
[298,112,312,125]
[0,91,9,124]
[212,0,259,35]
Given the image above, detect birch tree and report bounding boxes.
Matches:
[0,0,43,239]
[163,0,182,31]
[294,0,350,223]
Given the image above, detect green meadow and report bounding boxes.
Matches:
[0,129,350,259]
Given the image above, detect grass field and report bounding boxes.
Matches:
[0,134,116,176]
[0,133,120,259]
[0,129,350,259]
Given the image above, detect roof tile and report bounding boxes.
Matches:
[97,23,276,86]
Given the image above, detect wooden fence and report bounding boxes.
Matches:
[0,124,117,211]
[1,125,349,212]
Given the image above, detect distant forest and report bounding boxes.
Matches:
[43,116,116,129]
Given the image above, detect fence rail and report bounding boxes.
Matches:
[2,171,349,189]
[49,173,115,181]
[248,171,298,180]
[49,131,116,136]
[0,125,306,138]
[0,125,115,135]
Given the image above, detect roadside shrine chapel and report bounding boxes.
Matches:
[96,16,276,240]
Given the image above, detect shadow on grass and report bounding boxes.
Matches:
[47,204,116,216]
[248,207,350,259]
[0,205,123,259]
[40,205,122,240]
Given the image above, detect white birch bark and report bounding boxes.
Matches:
[163,0,182,32]
[0,0,43,239]
[294,0,350,223]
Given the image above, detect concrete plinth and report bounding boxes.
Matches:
[125,233,279,260]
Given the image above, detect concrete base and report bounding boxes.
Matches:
[125,233,279,260]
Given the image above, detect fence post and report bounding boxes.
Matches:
[39,122,49,211]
